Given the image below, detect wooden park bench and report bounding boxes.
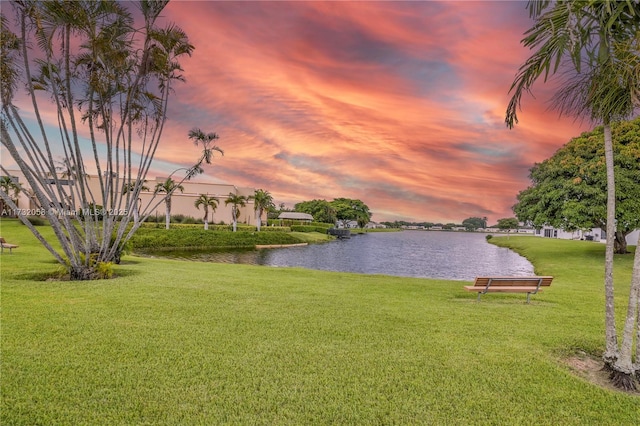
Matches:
[0,237,19,254]
[464,276,553,303]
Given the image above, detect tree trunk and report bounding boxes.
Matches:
[133,206,140,225]
[612,230,640,390]
[614,231,628,254]
[165,198,171,230]
[232,207,237,232]
[602,122,619,370]
[635,292,640,376]
[70,264,98,281]
[629,232,640,378]
[256,209,262,232]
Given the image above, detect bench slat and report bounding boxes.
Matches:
[473,276,553,287]
[464,286,545,293]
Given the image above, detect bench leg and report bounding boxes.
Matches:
[477,292,482,302]
[526,293,531,304]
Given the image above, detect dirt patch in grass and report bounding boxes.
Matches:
[565,351,640,396]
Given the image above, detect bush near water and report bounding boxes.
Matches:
[130,228,304,250]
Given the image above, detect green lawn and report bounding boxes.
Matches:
[1,219,638,424]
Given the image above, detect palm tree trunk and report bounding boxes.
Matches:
[232,206,237,232]
[635,291,640,376]
[612,230,640,390]
[256,209,262,232]
[602,122,619,370]
[165,198,171,230]
[626,231,640,378]
[133,199,140,224]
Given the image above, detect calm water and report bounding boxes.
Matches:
[141,231,534,281]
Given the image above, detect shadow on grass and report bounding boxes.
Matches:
[14,261,141,282]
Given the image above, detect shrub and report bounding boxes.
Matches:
[258,226,291,232]
[291,225,332,233]
[95,262,114,279]
[171,214,186,223]
[130,229,302,250]
[486,235,493,241]
[310,222,334,229]
[22,216,47,226]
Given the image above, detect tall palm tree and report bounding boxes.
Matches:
[0,1,194,279]
[506,1,640,389]
[194,194,218,230]
[252,189,274,232]
[122,180,149,224]
[154,178,184,230]
[225,193,247,232]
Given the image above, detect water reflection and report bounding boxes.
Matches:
[139,231,534,281]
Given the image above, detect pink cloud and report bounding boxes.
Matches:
[3,1,600,225]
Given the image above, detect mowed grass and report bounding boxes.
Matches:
[1,219,638,424]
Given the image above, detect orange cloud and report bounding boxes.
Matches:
[2,1,598,225]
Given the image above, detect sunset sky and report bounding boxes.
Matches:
[5,1,595,224]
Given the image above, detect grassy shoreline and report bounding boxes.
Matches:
[1,219,638,424]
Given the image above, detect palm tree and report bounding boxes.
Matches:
[188,128,224,166]
[194,194,218,230]
[154,178,184,230]
[252,189,274,232]
[225,193,247,232]
[506,1,640,389]
[0,1,195,279]
[122,180,149,224]
[0,176,20,215]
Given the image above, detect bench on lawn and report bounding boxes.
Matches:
[464,276,553,303]
[0,237,19,254]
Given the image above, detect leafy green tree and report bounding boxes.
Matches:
[330,198,371,228]
[194,194,218,230]
[0,1,208,280]
[252,189,274,232]
[295,199,336,224]
[496,218,519,238]
[225,193,247,232]
[514,118,640,253]
[154,178,184,230]
[506,0,640,388]
[462,217,486,231]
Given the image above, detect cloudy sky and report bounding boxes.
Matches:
[7,1,593,224]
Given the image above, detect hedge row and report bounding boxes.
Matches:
[290,225,334,233]
[137,222,291,232]
[130,228,302,250]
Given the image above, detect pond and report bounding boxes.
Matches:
[140,231,534,281]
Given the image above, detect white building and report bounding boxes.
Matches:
[534,226,639,245]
